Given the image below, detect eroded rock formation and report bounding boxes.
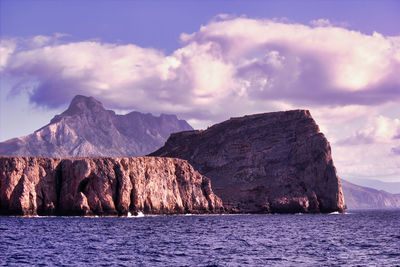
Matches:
[151,110,345,213]
[0,156,223,216]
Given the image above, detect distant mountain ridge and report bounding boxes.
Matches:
[0,95,192,157]
[341,179,400,210]
[344,178,400,194]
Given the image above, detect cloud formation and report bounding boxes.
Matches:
[309,18,349,28]
[392,147,400,155]
[339,116,400,145]
[1,17,400,182]
[2,17,400,125]
[0,39,16,72]
[331,113,400,179]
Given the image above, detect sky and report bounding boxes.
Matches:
[1,0,400,184]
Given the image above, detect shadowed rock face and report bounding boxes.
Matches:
[0,95,192,157]
[151,110,345,213]
[0,156,223,216]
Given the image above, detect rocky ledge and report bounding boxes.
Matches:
[151,110,345,213]
[0,156,223,216]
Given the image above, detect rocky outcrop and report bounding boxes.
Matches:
[0,95,192,157]
[151,110,345,213]
[341,179,400,209]
[0,156,223,216]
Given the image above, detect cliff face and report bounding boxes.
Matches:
[341,179,400,209]
[0,156,223,216]
[0,95,192,157]
[151,110,345,213]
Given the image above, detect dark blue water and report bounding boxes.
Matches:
[1,210,399,266]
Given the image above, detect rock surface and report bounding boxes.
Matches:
[0,95,192,157]
[0,156,223,216]
[151,110,345,213]
[341,179,400,209]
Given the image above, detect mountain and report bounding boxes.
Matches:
[344,178,400,194]
[0,95,192,157]
[0,156,223,216]
[341,179,400,209]
[151,110,345,213]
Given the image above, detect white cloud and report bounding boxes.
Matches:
[1,16,400,181]
[333,142,400,181]
[339,115,400,145]
[0,39,16,72]
[331,112,400,181]
[31,35,52,47]
[392,146,400,155]
[310,18,332,27]
[2,17,400,118]
[309,18,350,28]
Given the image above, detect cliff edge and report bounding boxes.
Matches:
[0,156,223,216]
[151,110,345,213]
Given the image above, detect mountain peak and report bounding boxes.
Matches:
[1,94,193,157]
[65,95,105,115]
[48,95,108,125]
[70,94,100,104]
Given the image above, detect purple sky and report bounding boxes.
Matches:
[1,0,400,184]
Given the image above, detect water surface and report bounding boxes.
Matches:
[1,210,399,266]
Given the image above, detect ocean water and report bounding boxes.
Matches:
[1,210,399,266]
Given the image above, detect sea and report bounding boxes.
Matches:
[1,210,399,266]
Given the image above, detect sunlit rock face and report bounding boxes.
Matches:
[0,156,223,216]
[0,95,192,157]
[151,110,345,214]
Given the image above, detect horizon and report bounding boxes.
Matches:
[1,0,400,185]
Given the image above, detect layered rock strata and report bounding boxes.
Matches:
[0,156,223,216]
[151,110,345,213]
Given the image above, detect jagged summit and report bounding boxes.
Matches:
[0,95,193,157]
[49,95,112,124]
[64,95,105,115]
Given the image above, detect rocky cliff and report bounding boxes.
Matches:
[341,179,400,209]
[151,110,345,213]
[0,156,223,216]
[0,95,192,157]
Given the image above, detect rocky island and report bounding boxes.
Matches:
[0,96,345,215]
[151,110,345,214]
